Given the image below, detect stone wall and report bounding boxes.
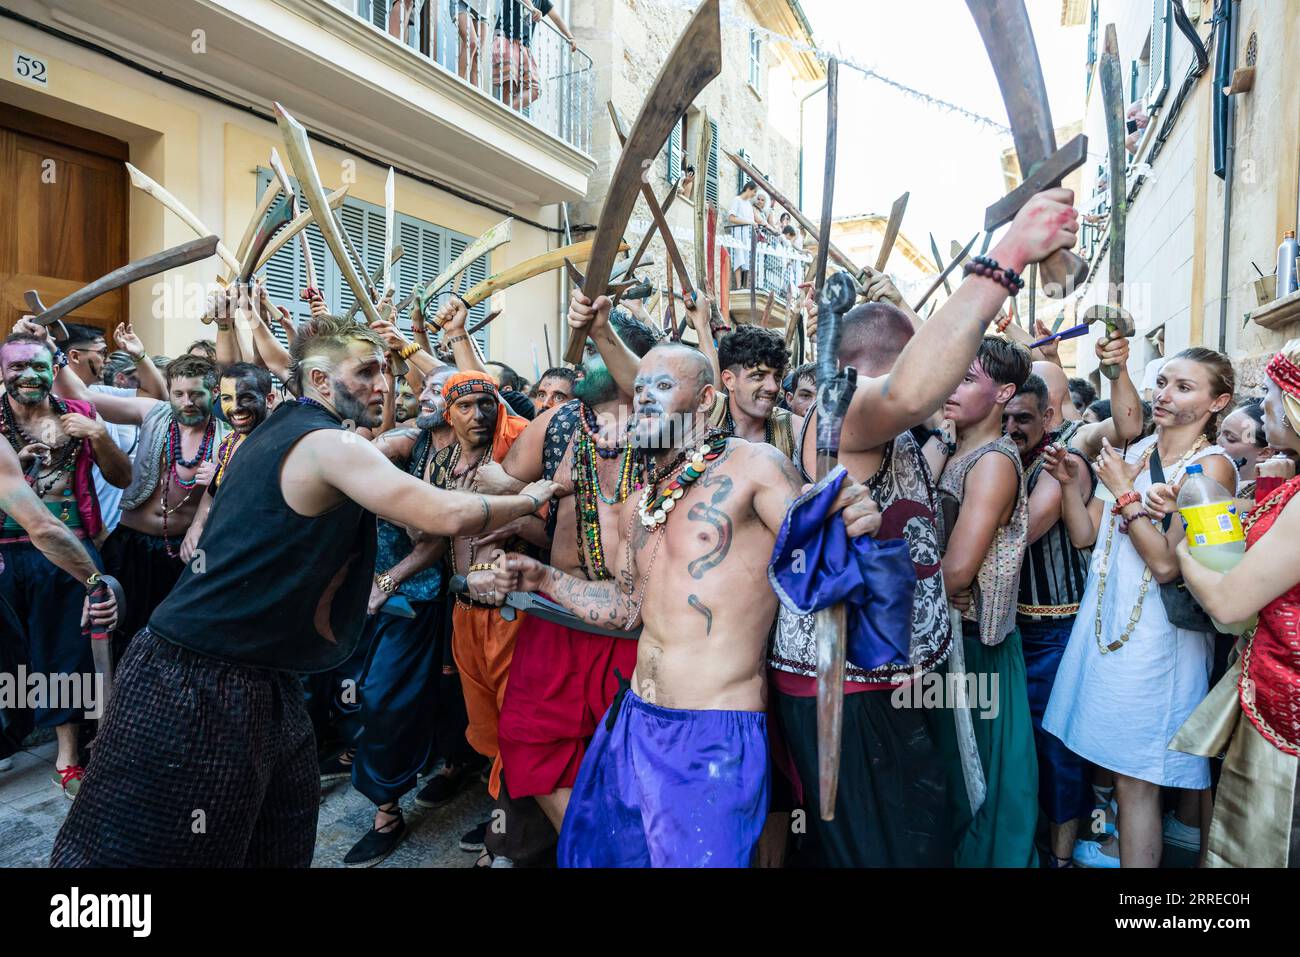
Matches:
[569,0,815,308]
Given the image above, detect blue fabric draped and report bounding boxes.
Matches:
[768,465,916,671]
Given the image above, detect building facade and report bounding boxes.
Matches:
[1,0,595,374]
[1070,0,1300,395]
[570,0,823,334]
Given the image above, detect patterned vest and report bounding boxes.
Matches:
[770,431,952,681]
[937,434,1027,646]
[1017,421,1096,620]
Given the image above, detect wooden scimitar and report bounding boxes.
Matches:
[25,236,220,330]
[406,217,513,317]
[253,185,350,273]
[124,163,240,275]
[607,102,695,304]
[274,103,385,328]
[565,0,721,363]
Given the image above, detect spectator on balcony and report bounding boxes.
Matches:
[679,163,697,198]
[493,0,578,112]
[779,224,802,296]
[448,0,492,87]
[386,1,415,43]
[727,181,760,289]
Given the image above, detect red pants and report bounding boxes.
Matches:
[497,612,638,799]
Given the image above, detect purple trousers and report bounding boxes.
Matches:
[558,684,769,868]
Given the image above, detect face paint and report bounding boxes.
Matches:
[219,376,268,435]
[327,345,388,429]
[1151,358,1221,431]
[574,355,618,406]
[170,378,212,426]
[1,343,55,406]
[631,354,704,451]
[449,394,498,449]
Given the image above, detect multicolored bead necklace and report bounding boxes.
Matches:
[160,415,216,558]
[579,402,623,460]
[1,394,79,516]
[638,432,728,529]
[572,417,645,580]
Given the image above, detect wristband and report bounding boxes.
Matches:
[446,334,469,346]
[962,255,1025,295]
[398,342,421,360]
[375,573,397,595]
[1111,490,1141,515]
[522,492,542,511]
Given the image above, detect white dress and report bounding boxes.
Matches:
[1043,435,1234,788]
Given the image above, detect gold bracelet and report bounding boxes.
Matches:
[398,342,421,360]
[468,562,497,573]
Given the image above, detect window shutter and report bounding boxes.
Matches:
[706,119,720,207]
[666,119,681,185]
[1146,0,1171,108]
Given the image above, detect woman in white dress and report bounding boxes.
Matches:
[1043,348,1237,868]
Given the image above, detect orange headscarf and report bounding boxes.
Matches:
[441,371,527,460]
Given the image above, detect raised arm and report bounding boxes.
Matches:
[567,292,639,398]
[1177,493,1300,625]
[683,294,721,388]
[112,322,167,399]
[304,429,557,538]
[840,189,1080,453]
[941,452,1018,595]
[1070,332,1142,459]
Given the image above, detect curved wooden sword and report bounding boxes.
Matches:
[565,0,721,363]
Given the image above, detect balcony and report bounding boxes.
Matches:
[343,0,592,154]
[34,0,595,204]
[723,224,807,331]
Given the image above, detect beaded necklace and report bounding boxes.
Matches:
[296,396,339,419]
[444,437,495,581]
[637,432,728,529]
[722,398,774,445]
[212,432,246,489]
[572,421,645,580]
[1094,435,1207,654]
[160,415,216,558]
[579,402,622,460]
[166,418,216,488]
[1,394,79,519]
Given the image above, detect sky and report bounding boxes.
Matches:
[795,0,1089,264]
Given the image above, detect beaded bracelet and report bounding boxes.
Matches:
[1118,509,1150,534]
[1110,490,1141,515]
[962,255,1025,295]
[398,342,421,360]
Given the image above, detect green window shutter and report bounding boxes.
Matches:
[1146,0,1171,108]
[706,119,720,207]
[666,119,681,185]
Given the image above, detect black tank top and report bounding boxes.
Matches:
[149,401,377,673]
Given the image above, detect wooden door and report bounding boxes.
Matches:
[0,104,128,339]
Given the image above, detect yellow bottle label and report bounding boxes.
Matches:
[1181,501,1244,547]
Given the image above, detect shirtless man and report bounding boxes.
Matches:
[51,347,231,655]
[493,318,881,868]
[52,316,559,866]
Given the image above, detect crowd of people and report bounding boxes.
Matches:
[0,183,1297,870]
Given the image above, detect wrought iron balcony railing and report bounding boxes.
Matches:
[346,0,593,153]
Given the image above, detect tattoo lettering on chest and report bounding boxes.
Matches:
[686,473,733,580]
[688,594,713,637]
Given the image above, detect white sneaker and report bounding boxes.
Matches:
[489,855,516,868]
[1073,838,1121,868]
[0,755,13,772]
[1163,809,1201,852]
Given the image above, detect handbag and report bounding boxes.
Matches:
[1149,447,1218,632]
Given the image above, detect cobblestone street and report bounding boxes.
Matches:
[0,740,495,868]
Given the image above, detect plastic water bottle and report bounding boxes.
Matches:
[1176,464,1255,635]
[1277,229,1298,299]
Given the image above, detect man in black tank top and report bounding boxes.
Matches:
[52,317,560,867]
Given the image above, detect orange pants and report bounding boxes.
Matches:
[451,603,524,798]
